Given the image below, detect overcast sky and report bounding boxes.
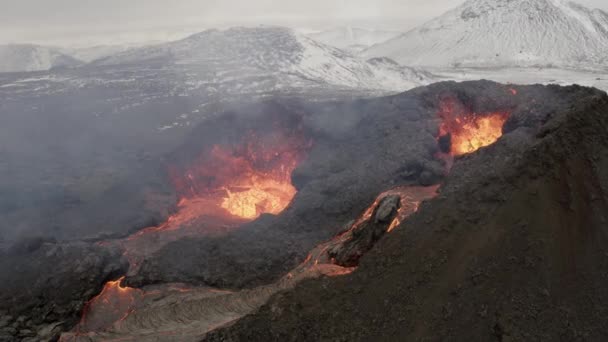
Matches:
[1,0,607,46]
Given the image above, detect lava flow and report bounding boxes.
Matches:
[438,98,510,156]
[64,129,310,339]
[76,277,142,333]
[290,185,440,278]
[63,98,514,341]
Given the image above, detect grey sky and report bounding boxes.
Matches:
[1,0,607,46]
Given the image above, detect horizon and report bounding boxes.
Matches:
[2,0,608,48]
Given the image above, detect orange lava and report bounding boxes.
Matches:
[171,132,309,221]
[438,98,510,156]
[76,277,142,333]
[386,185,440,233]
[292,185,440,277]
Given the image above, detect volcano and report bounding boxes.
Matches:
[205,85,608,341]
[2,80,608,341]
[363,0,608,68]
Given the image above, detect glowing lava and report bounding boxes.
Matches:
[438,98,510,156]
[65,129,310,339]
[386,185,440,233]
[76,277,142,333]
[291,185,440,277]
[171,132,309,221]
[218,164,298,220]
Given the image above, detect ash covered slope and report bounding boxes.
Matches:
[0,44,82,73]
[205,85,608,341]
[363,0,608,68]
[95,26,430,91]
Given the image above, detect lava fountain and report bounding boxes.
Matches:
[170,130,310,221]
[437,98,510,156]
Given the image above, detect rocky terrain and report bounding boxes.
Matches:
[2,80,606,341]
[205,84,608,340]
[0,240,127,341]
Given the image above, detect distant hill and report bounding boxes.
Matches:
[309,26,401,53]
[0,44,82,73]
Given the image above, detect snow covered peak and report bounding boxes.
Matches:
[0,44,81,73]
[363,0,608,68]
[93,26,432,92]
[309,27,401,53]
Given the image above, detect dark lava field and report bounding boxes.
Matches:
[1,80,608,341]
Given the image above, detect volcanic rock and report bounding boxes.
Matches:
[0,241,127,339]
[330,195,400,268]
[203,89,608,340]
[374,195,400,223]
[127,81,601,290]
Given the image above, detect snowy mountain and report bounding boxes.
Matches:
[64,44,138,63]
[309,27,401,53]
[94,26,431,92]
[0,44,82,73]
[363,0,608,68]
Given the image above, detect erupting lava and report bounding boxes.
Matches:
[64,129,310,339]
[171,131,309,220]
[438,98,510,156]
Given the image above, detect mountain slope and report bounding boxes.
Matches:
[0,44,82,73]
[363,0,608,68]
[64,44,139,63]
[94,26,432,92]
[204,83,608,341]
[309,27,401,53]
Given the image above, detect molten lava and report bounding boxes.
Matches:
[171,132,309,220]
[291,185,439,277]
[386,185,440,233]
[438,98,510,156]
[76,277,142,333]
[64,129,311,338]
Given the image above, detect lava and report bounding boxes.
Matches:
[75,277,142,333]
[438,98,510,156]
[291,185,440,277]
[386,185,440,233]
[64,128,310,339]
[171,131,309,220]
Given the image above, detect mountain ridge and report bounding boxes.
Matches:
[309,26,401,53]
[0,44,82,73]
[91,26,432,91]
[363,0,608,68]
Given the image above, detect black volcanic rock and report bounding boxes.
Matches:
[0,241,127,340]
[330,195,400,268]
[129,81,602,290]
[203,90,608,340]
[3,80,604,340]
